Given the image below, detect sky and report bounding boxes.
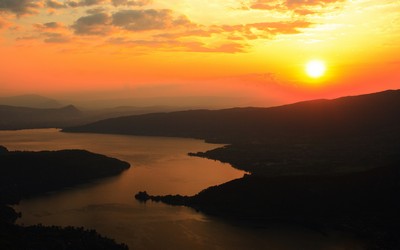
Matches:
[0,0,399,107]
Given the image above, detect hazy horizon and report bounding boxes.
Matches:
[3,87,399,111]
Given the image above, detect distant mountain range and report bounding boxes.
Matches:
[0,94,63,109]
[0,104,193,130]
[64,89,400,143]
[0,105,82,130]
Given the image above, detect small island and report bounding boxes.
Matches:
[0,146,130,250]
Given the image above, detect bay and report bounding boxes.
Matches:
[0,129,363,249]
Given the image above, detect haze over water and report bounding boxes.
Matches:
[0,129,363,249]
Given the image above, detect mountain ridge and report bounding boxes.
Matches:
[63,89,400,143]
[0,94,63,109]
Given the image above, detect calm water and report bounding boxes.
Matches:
[1,129,363,249]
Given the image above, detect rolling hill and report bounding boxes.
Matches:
[63,89,400,144]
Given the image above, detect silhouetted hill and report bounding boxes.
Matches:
[0,105,83,130]
[0,146,7,154]
[82,105,187,123]
[138,161,400,220]
[64,89,400,143]
[138,160,400,249]
[0,146,130,250]
[0,94,63,109]
[125,89,400,249]
[0,146,130,204]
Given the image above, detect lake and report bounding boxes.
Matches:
[0,129,363,249]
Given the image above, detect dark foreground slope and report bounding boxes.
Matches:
[0,146,130,250]
[137,161,400,249]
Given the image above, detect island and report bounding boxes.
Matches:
[0,146,130,250]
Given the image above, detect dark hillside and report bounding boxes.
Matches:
[64,89,400,143]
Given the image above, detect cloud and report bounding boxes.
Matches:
[187,20,313,41]
[43,32,71,43]
[112,9,193,31]
[0,0,41,15]
[250,0,345,15]
[71,12,111,35]
[154,29,213,39]
[0,16,8,29]
[154,19,312,41]
[107,37,246,53]
[46,0,66,9]
[285,0,343,7]
[16,35,38,41]
[189,42,247,53]
[67,5,313,52]
[67,0,105,7]
[71,8,195,37]
[246,20,312,35]
[111,0,151,7]
[86,7,106,14]
[30,21,72,43]
[249,1,282,11]
[34,21,65,29]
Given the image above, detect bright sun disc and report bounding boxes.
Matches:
[306,60,326,78]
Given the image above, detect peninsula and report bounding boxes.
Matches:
[0,146,130,250]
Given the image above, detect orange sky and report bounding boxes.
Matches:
[0,0,399,107]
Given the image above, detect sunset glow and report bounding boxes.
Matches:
[0,0,399,106]
[306,60,326,79]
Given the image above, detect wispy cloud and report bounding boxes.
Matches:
[67,0,106,7]
[34,21,65,30]
[107,37,247,53]
[111,0,151,7]
[249,0,345,15]
[218,20,313,39]
[111,9,194,31]
[43,32,71,43]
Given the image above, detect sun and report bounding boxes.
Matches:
[305,60,326,78]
